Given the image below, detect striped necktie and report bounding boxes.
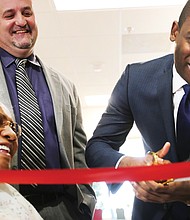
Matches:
[15,58,46,171]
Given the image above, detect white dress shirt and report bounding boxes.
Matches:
[173,64,187,130]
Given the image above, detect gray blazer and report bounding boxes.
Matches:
[0,56,96,214]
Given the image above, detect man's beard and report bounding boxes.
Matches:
[12,39,33,49]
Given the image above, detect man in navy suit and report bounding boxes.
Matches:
[86,0,190,219]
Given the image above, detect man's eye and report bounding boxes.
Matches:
[23,10,33,17]
[4,14,14,19]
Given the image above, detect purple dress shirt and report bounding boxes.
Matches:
[0,48,64,193]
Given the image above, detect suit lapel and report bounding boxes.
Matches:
[46,71,62,131]
[0,63,14,118]
[37,59,63,133]
[157,65,178,161]
[39,60,71,168]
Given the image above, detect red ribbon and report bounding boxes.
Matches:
[0,161,189,184]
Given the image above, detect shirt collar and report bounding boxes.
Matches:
[172,64,187,94]
[27,53,41,67]
[0,48,41,68]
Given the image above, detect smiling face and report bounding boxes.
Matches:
[170,17,190,84]
[0,0,38,58]
[0,104,18,169]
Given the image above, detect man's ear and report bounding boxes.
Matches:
[170,21,179,42]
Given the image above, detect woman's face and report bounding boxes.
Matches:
[0,105,19,169]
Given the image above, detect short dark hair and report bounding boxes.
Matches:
[178,0,190,28]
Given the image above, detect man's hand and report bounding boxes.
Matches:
[132,179,190,204]
[118,142,171,168]
[118,142,188,203]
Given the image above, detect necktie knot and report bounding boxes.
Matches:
[15,58,27,69]
[183,84,190,96]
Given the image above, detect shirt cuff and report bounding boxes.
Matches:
[115,155,126,168]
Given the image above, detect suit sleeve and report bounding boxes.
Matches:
[85,65,134,168]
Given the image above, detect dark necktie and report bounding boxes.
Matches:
[15,58,46,171]
[176,84,190,161]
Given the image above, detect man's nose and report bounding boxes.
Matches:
[15,14,27,26]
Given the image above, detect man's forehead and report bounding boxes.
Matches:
[0,0,33,13]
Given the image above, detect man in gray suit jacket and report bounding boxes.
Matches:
[86,0,190,219]
[0,0,96,219]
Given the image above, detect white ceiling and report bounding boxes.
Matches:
[32,0,184,138]
[53,0,187,10]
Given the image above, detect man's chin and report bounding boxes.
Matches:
[12,39,33,50]
[14,43,33,50]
